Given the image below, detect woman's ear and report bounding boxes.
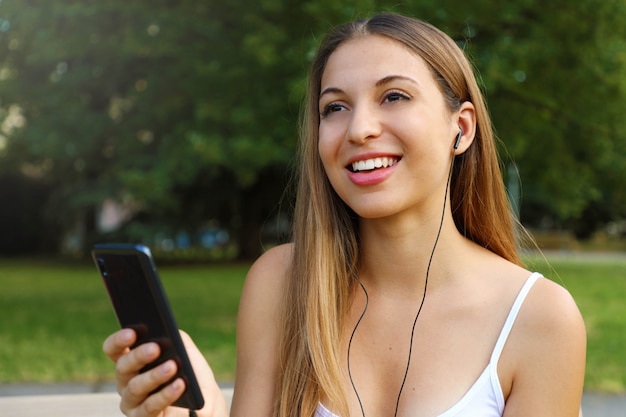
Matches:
[453,101,476,155]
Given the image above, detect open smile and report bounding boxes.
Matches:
[348,156,400,172]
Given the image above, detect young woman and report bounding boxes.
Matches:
[103,12,586,417]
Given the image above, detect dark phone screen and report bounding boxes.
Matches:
[98,253,174,370]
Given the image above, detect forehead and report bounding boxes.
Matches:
[320,34,433,90]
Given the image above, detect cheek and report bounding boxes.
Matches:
[318,149,336,186]
[317,125,340,170]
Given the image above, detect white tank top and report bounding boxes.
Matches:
[315,272,542,417]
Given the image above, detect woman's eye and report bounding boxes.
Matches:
[320,103,346,117]
[384,91,410,103]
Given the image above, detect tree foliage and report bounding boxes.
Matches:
[0,0,625,256]
[454,0,626,226]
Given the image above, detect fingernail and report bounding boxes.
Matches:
[160,360,174,375]
[120,329,134,343]
[143,343,158,357]
[170,378,183,392]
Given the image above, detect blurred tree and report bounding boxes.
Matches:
[0,0,624,257]
[0,0,306,257]
[443,0,626,232]
[0,172,60,254]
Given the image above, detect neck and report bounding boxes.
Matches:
[357,210,462,295]
[356,152,460,295]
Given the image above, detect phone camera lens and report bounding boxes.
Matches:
[97,257,108,278]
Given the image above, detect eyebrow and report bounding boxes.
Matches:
[319,87,343,99]
[376,75,420,87]
[319,75,420,99]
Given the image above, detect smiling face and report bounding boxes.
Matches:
[317,34,464,221]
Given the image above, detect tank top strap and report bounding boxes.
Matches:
[489,272,543,363]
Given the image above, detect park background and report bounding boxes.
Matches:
[0,0,625,398]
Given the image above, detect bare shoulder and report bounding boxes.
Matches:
[503,274,586,416]
[520,275,586,342]
[244,243,293,291]
[230,243,292,417]
[238,243,293,320]
[517,275,587,382]
[238,242,293,350]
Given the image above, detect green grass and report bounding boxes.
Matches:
[0,254,625,393]
[0,259,248,384]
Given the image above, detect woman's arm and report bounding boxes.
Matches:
[229,244,292,417]
[502,277,586,417]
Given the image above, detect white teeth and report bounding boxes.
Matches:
[352,157,397,172]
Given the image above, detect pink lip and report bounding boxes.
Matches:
[347,166,397,186]
[345,154,400,186]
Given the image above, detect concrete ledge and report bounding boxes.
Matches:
[0,388,233,417]
[0,392,122,417]
[0,389,620,417]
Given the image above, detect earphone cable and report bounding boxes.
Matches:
[348,276,369,417]
[392,153,455,416]
[348,150,457,417]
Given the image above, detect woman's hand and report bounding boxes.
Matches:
[103,329,228,417]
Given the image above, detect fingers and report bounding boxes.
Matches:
[120,360,185,416]
[104,329,225,417]
[103,328,137,363]
[115,341,162,392]
[103,329,164,399]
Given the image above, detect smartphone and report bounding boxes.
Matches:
[92,243,204,410]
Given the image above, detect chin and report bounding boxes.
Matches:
[351,204,402,220]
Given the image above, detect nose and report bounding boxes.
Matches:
[345,104,382,144]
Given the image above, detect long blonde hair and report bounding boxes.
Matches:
[276,12,522,417]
